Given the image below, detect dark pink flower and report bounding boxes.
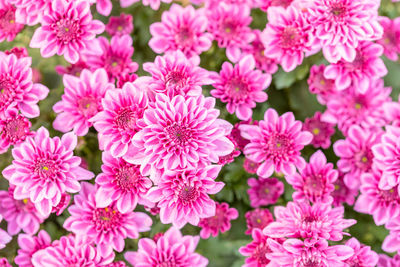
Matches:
[245,208,274,235]
[247,177,284,208]
[231,119,258,150]
[55,60,89,77]
[377,16,400,61]
[331,172,358,207]
[0,258,11,267]
[303,111,335,149]
[343,238,378,267]
[378,254,400,267]
[106,13,133,36]
[307,65,337,105]
[244,158,261,174]
[5,47,28,58]
[15,230,52,267]
[0,0,24,42]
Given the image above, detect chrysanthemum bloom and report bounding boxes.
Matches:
[245,208,274,235]
[0,215,11,250]
[307,65,337,105]
[266,238,354,267]
[324,41,387,93]
[64,182,152,255]
[0,258,11,267]
[247,177,284,208]
[146,166,224,228]
[261,6,316,72]
[0,52,49,118]
[0,0,24,42]
[331,172,358,207]
[207,3,255,62]
[211,55,270,120]
[8,0,51,25]
[286,150,338,204]
[2,127,94,216]
[240,108,313,177]
[53,68,114,136]
[149,4,212,64]
[95,152,152,214]
[15,230,52,267]
[303,112,335,149]
[383,98,400,127]
[143,51,213,98]
[125,227,208,267]
[377,17,400,61]
[244,158,260,174]
[308,0,382,63]
[378,254,400,267]
[382,217,400,254]
[239,229,275,267]
[0,108,33,153]
[55,60,88,77]
[264,201,356,241]
[106,13,133,36]
[198,202,238,239]
[32,235,114,267]
[322,80,391,135]
[85,35,138,81]
[29,0,104,64]
[0,187,47,235]
[343,238,378,267]
[117,73,138,88]
[124,94,234,179]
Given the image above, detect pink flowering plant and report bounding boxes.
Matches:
[1,0,400,266]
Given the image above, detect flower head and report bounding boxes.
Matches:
[55,60,88,77]
[377,16,400,61]
[0,0,24,42]
[303,112,335,149]
[343,238,379,267]
[382,217,400,254]
[9,0,51,25]
[244,158,261,174]
[331,172,358,207]
[307,65,337,105]
[239,229,276,267]
[15,230,52,267]
[245,208,274,235]
[105,13,133,36]
[378,254,400,267]
[247,177,284,208]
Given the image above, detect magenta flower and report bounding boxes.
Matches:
[383,99,400,127]
[5,47,28,58]
[303,112,335,149]
[124,94,234,179]
[232,120,256,150]
[308,0,382,63]
[149,4,212,64]
[29,0,104,64]
[264,201,356,241]
[106,13,134,37]
[2,127,94,216]
[95,152,152,214]
[239,229,275,267]
[266,238,354,267]
[207,3,255,62]
[125,227,208,267]
[0,215,11,249]
[331,172,358,207]
[343,238,379,267]
[64,182,152,255]
[245,208,274,235]
[247,177,284,208]
[116,73,138,88]
[55,59,89,77]
[377,16,400,61]
[51,193,70,216]
[378,254,400,267]
[307,65,337,105]
[53,68,115,136]
[240,108,313,177]
[0,0,24,42]
[198,202,238,239]
[211,55,270,120]
[85,35,138,81]
[382,217,400,253]
[9,0,51,25]
[244,158,260,174]
[0,258,11,267]
[15,230,52,267]
[143,51,213,98]
[287,150,338,204]
[261,6,316,72]
[90,82,148,158]
[0,52,49,119]
[324,41,387,93]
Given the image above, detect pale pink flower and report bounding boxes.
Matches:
[331,172,358,207]
[239,229,275,267]
[53,68,115,136]
[303,112,335,149]
[106,13,133,36]
[247,177,284,208]
[383,98,400,127]
[211,55,271,120]
[0,0,24,42]
[240,108,313,177]
[0,215,11,249]
[2,127,94,216]
[93,0,112,16]
[307,65,337,105]
[245,208,274,235]
[29,0,105,64]
[218,135,241,166]
[15,230,52,267]
[125,227,208,267]
[377,16,400,61]
[9,0,51,25]
[343,238,378,267]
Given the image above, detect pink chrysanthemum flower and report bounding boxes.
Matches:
[383,99,400,127]
[53,68,115,136]
[343,238,379,267]
[0,258,11,267]
[239,229,276,267]
[334,125,382,189]
[247,177,284,208]
[210,55,271,120]
[322,80,391,135]
[8,0,51,25]
[149,4,212,64]
[377,17,400,61]
[146,166,224,228]
[95,152,152,214]
[0,0,24,42]
[2,127,94,216]
[15,230,52,267]
[245,208,274,235]
[55,60,88,77]
[324,41,387,93]
[64,182,152,255]
[382,218,400,254]
[207,3,255,62]
[125,227,208,267]
[266,238,354,267]
[244,158,261,174]
[85,35,138,81]
[143,51,213,98]
[90,82,148,157]
[378,254,400,267]
[106,13,133,36]
[240,108,313,177]
[261,6,316,72]
[303,112,335,149]
[287,150,338,204]
[0,187,47,235]
[117,73,138,88]
[307,65,337,105]
[5,47,28,58]
[29,0,104,64]
[231,120,258,150]
[198,202,238,239]
[331,172,358,207]
[308,0,382,63]
[0,52,49,118]
[0,215,11,250]
[124,94,234,179]
[264,201,356,241]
